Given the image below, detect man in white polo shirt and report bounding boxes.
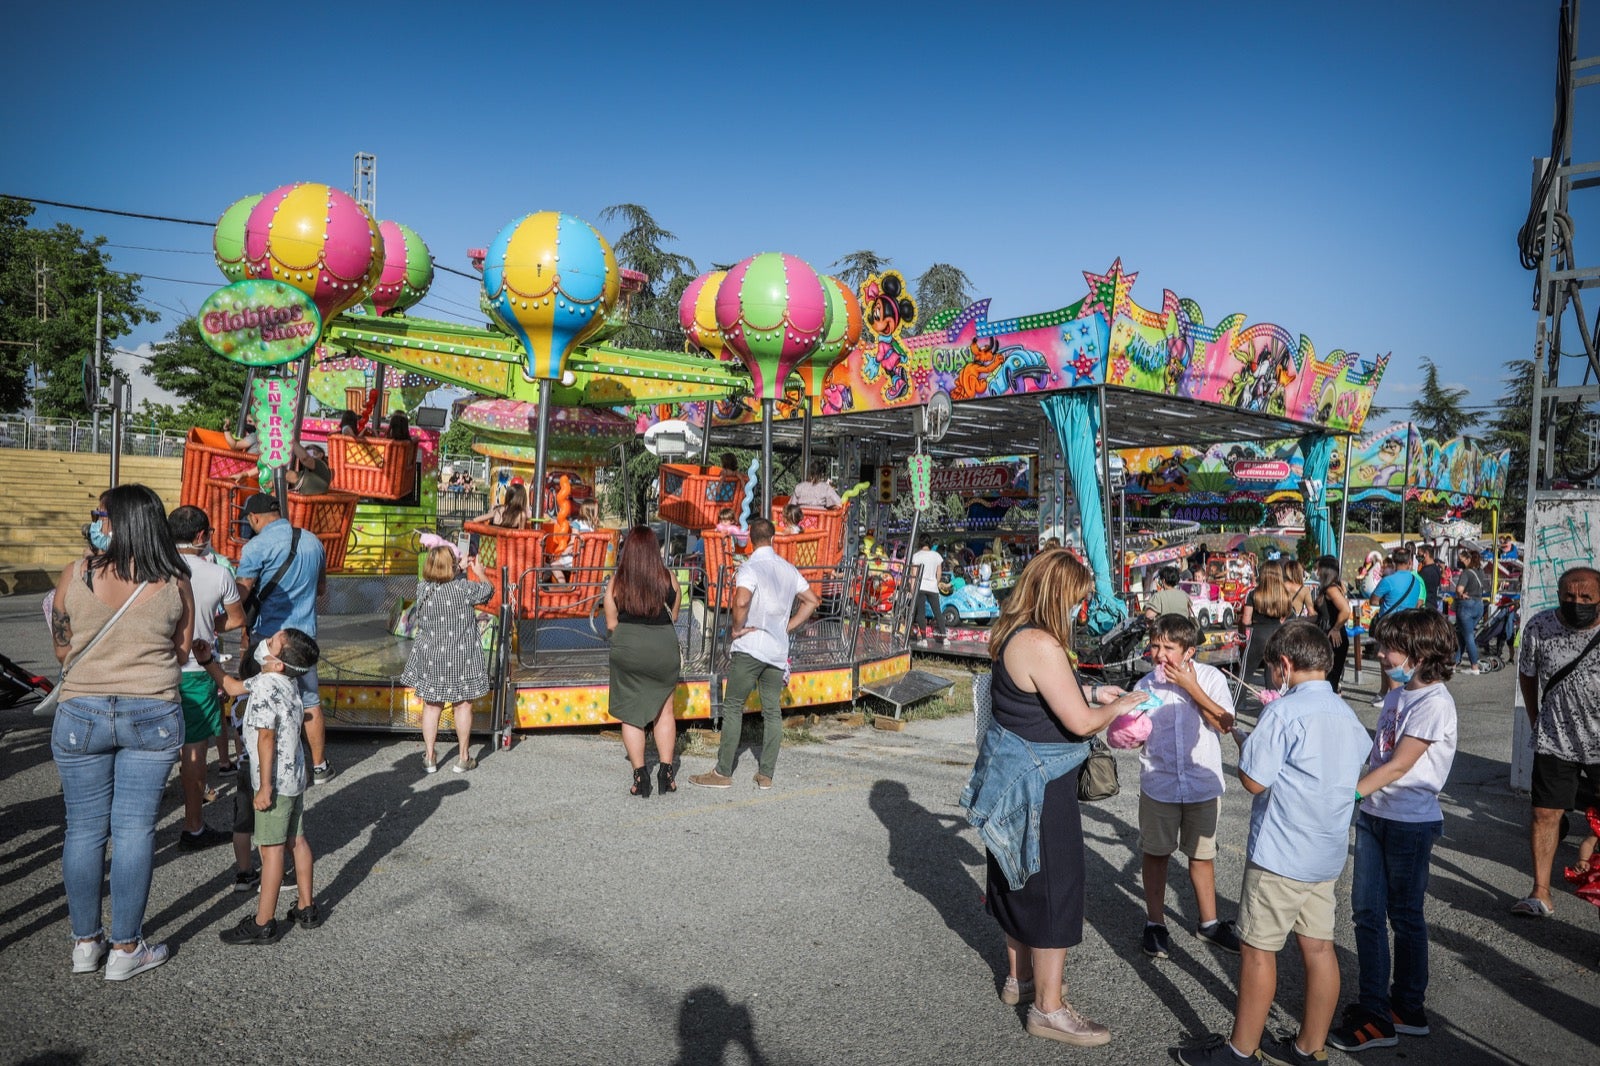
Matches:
[691,518,821,790]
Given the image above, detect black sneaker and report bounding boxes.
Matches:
[1389,1005,1430,1036]
[1141,923,1171,959]
[1327,1005,1398,1052]
[233,868,261,893]
[1174,1034,1267,1065]
[218,916,282,946]
[1260,1033,1328,1064]
[287,902,323,929]
[178,825,231,851]
[1196,918,1243,954]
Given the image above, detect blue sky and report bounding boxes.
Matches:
[2,1,1579,424]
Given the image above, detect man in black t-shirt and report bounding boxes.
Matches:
[1417,544,1442,612]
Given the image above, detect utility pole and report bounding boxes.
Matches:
[92,291,103,454]
[353,152,377,217]
[33,259,48,421]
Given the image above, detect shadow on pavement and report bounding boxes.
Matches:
[672,985,771,1066]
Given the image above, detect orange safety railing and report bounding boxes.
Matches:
[208,480,359,571]
[531,529,618,618]
[700,529,745,608]
[464,520,544,617]
[326,435,417,500]
[771,500,848,566]
[658,463,747,531]
[180,428,256,538]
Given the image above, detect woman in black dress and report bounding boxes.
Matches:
[603,527,682,796]
[984,549,1149,1047]
[1240,559,1295,687]
[1311,555,1353,691]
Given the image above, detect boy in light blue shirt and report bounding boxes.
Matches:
[1176,620,1370,1066]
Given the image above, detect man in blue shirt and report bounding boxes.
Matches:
[1176,621,1370,1066]
[237,493,330,780]
[1367,550,1425,707]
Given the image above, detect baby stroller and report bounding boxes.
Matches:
[1074,613,1151,689]
[0,652,53,710]
[1476,592,1520,672]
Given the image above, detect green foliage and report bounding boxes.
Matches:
[911,263,976,335]
[1408,357,1475,440]
[438,415,478,455]
[1482,358,1590,519]
[141,317,249,430]
[131,400,192,433]
[1295,533,1318,568]
[0,197,156,416]
[598,204,696,352]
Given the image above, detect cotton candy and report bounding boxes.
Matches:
[1107,710,1154,749]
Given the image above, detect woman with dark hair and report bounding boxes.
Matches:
[474,482,529,530]
[1241,559,1295,687]
[48,483,195,981]
[1453,546,1486,675]
[386,412,411,441]
[401,545,494,773]
[966,549,1149,1046]
[603,527,682,797]
[1313,555,1353,691]
[334,409,363,436]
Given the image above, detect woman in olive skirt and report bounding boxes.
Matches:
[603,527,682,796]
[401,546,494,774]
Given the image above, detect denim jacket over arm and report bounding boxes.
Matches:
[960,722,1091,890]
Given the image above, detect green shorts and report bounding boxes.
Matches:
[178,670,222,746]
[252,791,305,847]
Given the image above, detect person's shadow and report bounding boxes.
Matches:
[867,779,1004,983]
[671,985,770,1066]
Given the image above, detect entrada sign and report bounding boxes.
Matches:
[198,280,322,365]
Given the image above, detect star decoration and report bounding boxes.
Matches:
[1069,350,1098,383]
[1081,259,1140,323]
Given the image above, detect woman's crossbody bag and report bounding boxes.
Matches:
[34,578,150,718]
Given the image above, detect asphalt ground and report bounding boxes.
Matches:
[1,591,1597,1066]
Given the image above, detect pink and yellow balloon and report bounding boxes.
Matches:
[367,220,434,316]
[678,269,729,361]
[482,212,619,381]
[713,252,832,402]
[243,182,384,337]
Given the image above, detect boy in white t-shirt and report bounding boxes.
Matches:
[1329,608,1459,1054]
[1133,614,1242,960]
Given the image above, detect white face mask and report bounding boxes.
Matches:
[254,642,273,667]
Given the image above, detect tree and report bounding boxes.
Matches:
[142,317,249,430]
[912,263,976,334]
[1482,358,1593,519]
[829,250,893,292]
[437,413,478,456]
[0,197,156,416]
[131,400,192,433]
[1408,357,1475,440]
[598,204,696,351]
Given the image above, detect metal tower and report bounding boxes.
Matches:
[353,152,377,217]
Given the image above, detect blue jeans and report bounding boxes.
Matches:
[52,696,183,943]
[1351,810,1442,1018]
[1455,599,1483,666]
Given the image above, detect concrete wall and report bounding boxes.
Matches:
[0,450,183,589]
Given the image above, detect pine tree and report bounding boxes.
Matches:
[1408,357,1475,440]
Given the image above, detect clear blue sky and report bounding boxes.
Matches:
[1,1,1578,424]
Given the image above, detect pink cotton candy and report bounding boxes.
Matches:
[1107,711,1154,749]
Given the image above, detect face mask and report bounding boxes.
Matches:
[88,521,112,552]
[254,642,273,667]
[1385,659,1416,685]
[1560,602,1599,628]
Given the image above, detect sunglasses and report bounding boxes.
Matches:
[90,509,108,520]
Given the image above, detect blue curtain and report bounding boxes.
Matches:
[1299,432,1336,558]
[1040,392,1126,635]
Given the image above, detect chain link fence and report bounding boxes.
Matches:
[0,416,187,457]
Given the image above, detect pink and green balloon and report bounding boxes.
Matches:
[713,252,832,401]
[242,182,384,337]
[367,220,434,316]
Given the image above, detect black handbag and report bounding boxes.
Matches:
[242,527,302,631]
[1077,737,1120,802]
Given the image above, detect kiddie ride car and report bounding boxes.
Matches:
[923,576,1001,629]
[1179,580,1236,628]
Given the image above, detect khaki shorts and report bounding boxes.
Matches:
[1139,794,1220,860]
[1236,862,1336,950]
[252,790,305,847]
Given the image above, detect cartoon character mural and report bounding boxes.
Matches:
[860,272,917,403]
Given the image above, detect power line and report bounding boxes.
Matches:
[7,194,212,226]
[105,242,210,255]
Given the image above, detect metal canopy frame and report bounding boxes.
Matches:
[710,386,1337,460]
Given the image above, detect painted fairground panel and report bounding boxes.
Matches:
[1344,422,1511,506]
[687,261,1388,435]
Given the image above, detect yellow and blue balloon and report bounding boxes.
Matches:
[482,212,619,381]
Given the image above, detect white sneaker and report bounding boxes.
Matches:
[71,936,108,974]
[104,939,169,982]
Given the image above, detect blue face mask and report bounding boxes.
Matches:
[1384,659,1416,685]
[88,521,112,553]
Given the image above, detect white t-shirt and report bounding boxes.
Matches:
[1134,661,1236,803]
[731,546,810,669]
[1361,682,1457,823]
[911,549,945,593]
[243,672,305,797]
[791,480,841,508]
[183,552,240,672]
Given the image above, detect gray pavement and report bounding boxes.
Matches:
[2,590,1597,1065]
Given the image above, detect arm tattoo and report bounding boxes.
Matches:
[51,606,72,648]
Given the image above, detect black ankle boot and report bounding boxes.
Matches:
[658,761,677,794]
[630,765,652,798]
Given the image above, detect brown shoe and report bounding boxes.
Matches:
[1000,977,1035,1005]
[753,774,773,790]
[688,770,733,789]
[1026,1003,1111,1047]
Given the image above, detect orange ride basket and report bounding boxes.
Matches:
[326,436,417,501]
[658,464,747,531]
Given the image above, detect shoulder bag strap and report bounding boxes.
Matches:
[1540,625,1600,704]
[59,576,151,682]
[249,527,302,613]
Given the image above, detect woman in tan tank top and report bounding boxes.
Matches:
[49,483,194,982]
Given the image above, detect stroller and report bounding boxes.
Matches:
[0,652,53,710]
[1475,592,1520,673]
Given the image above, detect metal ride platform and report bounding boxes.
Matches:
[309,556,921,736]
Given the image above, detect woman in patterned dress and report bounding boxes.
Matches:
[401,546,493,773]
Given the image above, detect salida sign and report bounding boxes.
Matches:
[197,280,322,366]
